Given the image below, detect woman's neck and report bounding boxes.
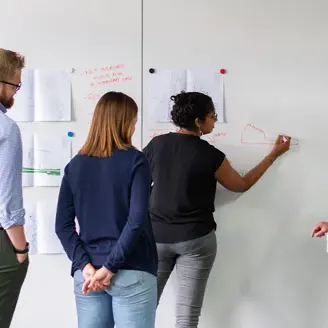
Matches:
[177,128,201,137]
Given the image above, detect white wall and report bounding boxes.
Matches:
[1,1,142,327]
[145,1,328,327]
[2,0,328,327]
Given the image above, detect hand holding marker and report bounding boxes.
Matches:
[282,136,288,143]
[270,134,291,158]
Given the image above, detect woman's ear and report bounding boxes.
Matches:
[194,118,203,136]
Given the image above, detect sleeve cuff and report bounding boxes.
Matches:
[0,208,26,229]
[103,262,118,274]
[79,260,91,271]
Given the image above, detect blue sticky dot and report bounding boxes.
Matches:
[67,131,74,137]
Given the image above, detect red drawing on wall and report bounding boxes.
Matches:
[147,129,175,140]
[79,64,133,90]
[80,64,125,76]
[241,124,298,145]
[84,93,102,101]
[204,132,227,145]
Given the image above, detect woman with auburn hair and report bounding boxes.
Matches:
[55,91,158,328]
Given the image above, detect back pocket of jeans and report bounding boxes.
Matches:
[111,270,144,288]
[73,270,85,288]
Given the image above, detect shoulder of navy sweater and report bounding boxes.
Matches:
[64,147,148,171]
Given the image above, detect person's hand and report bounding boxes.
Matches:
[82,266,113,295]
[16,253,28,264]
[82,263,96,281]
[312,222,328,238]
[82,263,106,292]
[269,135,291,159]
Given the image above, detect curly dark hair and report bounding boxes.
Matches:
[170,91,214,130]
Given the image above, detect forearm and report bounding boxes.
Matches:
[56,227,91,270]
[243,155,276,190]
[55,170,91,270]
[104,153,150,273]
[5,225,27,250]
[104,220,143,273]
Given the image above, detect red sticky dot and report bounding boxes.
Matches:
[220,68,226,74]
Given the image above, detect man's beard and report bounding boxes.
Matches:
[0,93,14,109]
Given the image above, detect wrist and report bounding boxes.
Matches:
[102,265,111,273]
[81,262,92,271]
[103,264,117,274]
[14,242,29,254]
[266,154,276,163]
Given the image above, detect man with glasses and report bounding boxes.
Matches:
[0,48,29,328]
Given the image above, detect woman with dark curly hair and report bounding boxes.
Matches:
[143,91,291,328]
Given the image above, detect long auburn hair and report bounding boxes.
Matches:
[79,91,138,157]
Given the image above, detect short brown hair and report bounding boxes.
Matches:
[0,48,25,80]
[79,91,138,157]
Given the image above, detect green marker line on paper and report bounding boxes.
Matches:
[22,167,61,176]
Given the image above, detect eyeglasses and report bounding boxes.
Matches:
[0,80,22,91]
[209,113,218,121]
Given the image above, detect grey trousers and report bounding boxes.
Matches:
[0,230,28,328]
[156,230,217,328]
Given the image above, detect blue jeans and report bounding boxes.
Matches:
[74,269,157,328]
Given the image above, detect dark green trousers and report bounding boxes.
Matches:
[0,229,28,328]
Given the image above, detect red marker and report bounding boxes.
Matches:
[220,68,226,74]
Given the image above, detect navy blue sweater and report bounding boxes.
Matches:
[55,148,158,277]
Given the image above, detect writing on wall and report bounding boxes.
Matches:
[241,124,273,145]
[204,132,227,145]
[241,123,299,146]
[147,129,176,140]
[81,64,133,101]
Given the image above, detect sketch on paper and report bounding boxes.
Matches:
[7,69,71,122]
[148,69,225,124]
[23,202,64,255]
[241,124,298,146]
[22,134,71,187]
[36,201,64,254]
[24,204,37,254]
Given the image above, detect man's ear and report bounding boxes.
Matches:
[195,118,200,128]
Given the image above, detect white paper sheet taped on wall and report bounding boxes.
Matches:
[36,201,64,254]
[21,133,72,187]
[24,203,37,254]
[7,69,71,122]
[23,202,64,255]
[148,69,225,123]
